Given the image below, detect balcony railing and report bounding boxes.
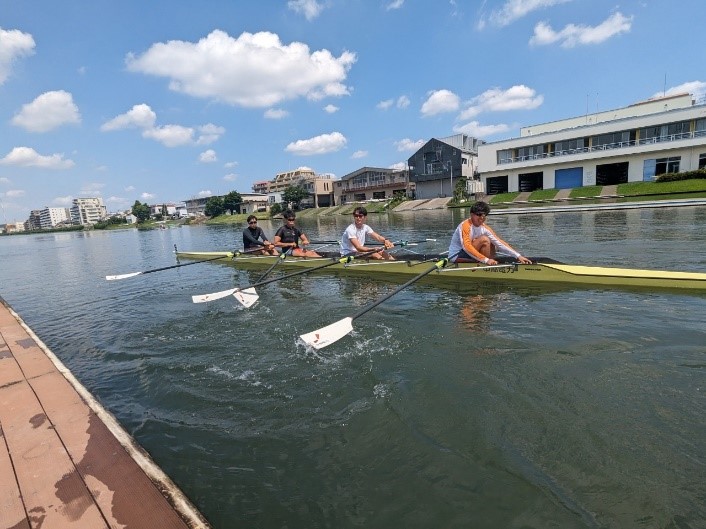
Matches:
[498,129,706,165]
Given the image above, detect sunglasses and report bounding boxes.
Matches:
[472,212,487,218]
[248,220,257,224]
[285,217,296,221]
[353,214,365,218]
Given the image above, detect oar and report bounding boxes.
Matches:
[192,246,390,304]
[299,258,449,349]
[233,250,291,308]
[105,247,262,281]
[106,253,234,281]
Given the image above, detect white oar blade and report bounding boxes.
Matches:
[299,317,354,350]
[192,287,237,304]
[233,287,259,308]
[105,272,142,281]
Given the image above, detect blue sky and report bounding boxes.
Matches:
[1,0,705,221]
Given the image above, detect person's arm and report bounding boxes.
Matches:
[369,230,394,249]
[299,229,310,247]
[460,221,492,263]
[484,225,532,264]
[243,228,265,247]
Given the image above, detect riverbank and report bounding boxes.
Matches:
[0,297,210,529]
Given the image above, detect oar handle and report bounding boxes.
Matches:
[350,258,448,321]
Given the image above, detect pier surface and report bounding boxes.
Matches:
[0,297,210,529]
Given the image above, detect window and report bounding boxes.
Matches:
[592,130,633,148]
[497,149,513,164]
[372,191,386,199]
[696,120,706,137]
[699,153,706,169]
[354,193,366,201]
[554,138,585,155]
[517,145,546,161]
[656,156,680,175]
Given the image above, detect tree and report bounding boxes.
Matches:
[204,196,225,217]
[222,191,243,215]
[131,200,151,223]
[282,185,310,210]
[269,202,283,216]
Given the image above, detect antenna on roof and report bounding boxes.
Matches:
[663,73,667,97]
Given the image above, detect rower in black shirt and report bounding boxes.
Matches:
[242,215,277,255]
[273,210,321,257]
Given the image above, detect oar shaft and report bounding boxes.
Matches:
[350,258,447,321]
[144,254,229,275]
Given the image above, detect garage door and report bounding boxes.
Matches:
[554,167,582,189]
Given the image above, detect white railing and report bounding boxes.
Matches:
[498,129,706,165]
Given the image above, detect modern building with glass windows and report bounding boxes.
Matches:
[476,93,706,195]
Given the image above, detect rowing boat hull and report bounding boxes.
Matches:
[175,251,706,292]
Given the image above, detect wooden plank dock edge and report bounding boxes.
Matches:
[0,296,212,529]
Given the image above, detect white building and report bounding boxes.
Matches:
[477,93,706,194]
[71,197,107,225]
[39,207,71,229]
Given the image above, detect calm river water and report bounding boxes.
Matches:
[1,206,705,529]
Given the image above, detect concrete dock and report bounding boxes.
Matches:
[0,297,211,529]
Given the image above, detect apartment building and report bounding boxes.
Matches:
[70,197,107,225]
[39,207,71,229]
[477,93,706,194]
[334,167,412,205]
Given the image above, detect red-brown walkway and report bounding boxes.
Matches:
[0,297,211,529]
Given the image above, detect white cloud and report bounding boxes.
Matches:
[101,104,157,131]
[126,30,356,108]
[199,149,217,163]
[394,138,426,152]
[12,90,81,132]
[530,12,633,48]
[196,123,225,145]
[80,182,105,195]
[377,99,393,110]
[389,162,407,170]
[0,147,74,169]
[421,89,460,116]
[125,185,135,192]
[285,131,347,155]
[102,105,223,147]
[106,196,126,203]
[324,104,339,113]
[378,96,410,110]
[453,120,511,138]
[351,150,368,159]
[197,190,212,198]
[654,81,706,102]
[265,108,290,119]
[143,125,195,147]
[288,0,325,20]
[5,189,24,197]
[141,192,155,200]
[0,177,10,184]
[223,173,237,181]
[386,0,405,10]
[0,28,35,85]
[224,161,238,168]
[458,85,543,120]
[482,0,572,28]
[53,195,73,206]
